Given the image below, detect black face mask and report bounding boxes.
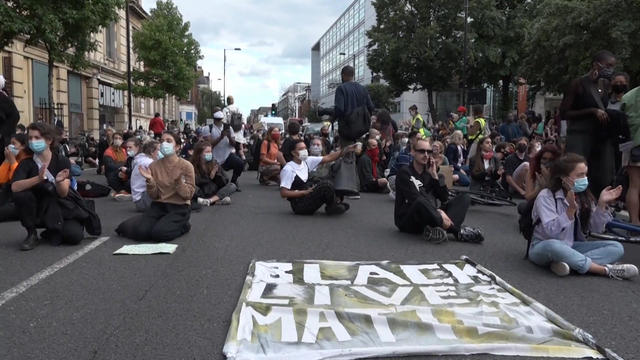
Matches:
[321,133,329,138]
[516,143,527,154]
[612,84,629,94]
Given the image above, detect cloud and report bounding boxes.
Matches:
[142,0,353,111]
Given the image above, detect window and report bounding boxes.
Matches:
[105,22,117,60]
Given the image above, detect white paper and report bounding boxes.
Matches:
[113,243,178,255]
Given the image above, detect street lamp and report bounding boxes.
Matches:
[339,52,356,69]
[224,48,241,106]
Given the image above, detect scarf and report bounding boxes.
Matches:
[367,148,380,178]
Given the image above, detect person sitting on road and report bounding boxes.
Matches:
[387,131,422,198]
[320,125,332,153]
[116,132,196,242]
[0,133,29,223]
[103,132,132,201]
[11,123,83,250]
[124,136,142,181]
[357,139,389,193]
[529,153,638,279]
[131,139,159,212]
[431,140,449,167]
[191,140,237,206]
[524,144,561,201]
[210,111,244,190]
[394,138,483,243]
[445,130,470,186]
[259,127,285,185]
[280,139,355,215]
[308,137,332,180]
[502,138,530,198]
[469,136,503,191]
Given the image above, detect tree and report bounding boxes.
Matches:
[366,83,395,111]
[197,88,223,125]
[18,0,124,120]
[367,0,465,121]
[523,0,640,94]
[130,0,202,117]
[0,1,30,50]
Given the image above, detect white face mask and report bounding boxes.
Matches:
[309,145,322,156]
[399,138,409,148]
[375,135,381,141]
[113,139,123,147]
[298,149,309,161]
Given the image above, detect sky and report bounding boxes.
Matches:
[142,0,353,113]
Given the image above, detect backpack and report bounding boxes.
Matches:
[230,112,243,132]
[339,106,371,141]
[519,195,558,259]
[76,180,111,198]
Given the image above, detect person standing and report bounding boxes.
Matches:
[560,50,617,195]
[409,105,431,138]
[148,113,165,139]
[467,105,488,159]
[0,75,20,165]
[210,111,244,189]
[454,106,468,137]
[334,65,375,197]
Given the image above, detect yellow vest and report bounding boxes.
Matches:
[468,117,486,141]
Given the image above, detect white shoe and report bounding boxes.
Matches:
[216,196,231,205]
[197,198,211,206]
[388,191,396,200]
[550,262,570,277]
[114,193,132,202]
[605,264,639,280]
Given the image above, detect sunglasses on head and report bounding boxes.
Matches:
[415,148,433,154]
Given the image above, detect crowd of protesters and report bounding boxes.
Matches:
[1,51,639,280]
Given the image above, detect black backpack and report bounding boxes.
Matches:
[76,180,111,198]
[519,195,558,259]
[230,112,243,132]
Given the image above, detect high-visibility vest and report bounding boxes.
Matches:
[468,117,486,142]
[411,114,431,137]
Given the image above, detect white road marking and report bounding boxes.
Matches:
[0,236,110,307]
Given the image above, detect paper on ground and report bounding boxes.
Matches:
[113,243,177,255]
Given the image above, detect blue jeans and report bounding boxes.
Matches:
[529,239,624,274]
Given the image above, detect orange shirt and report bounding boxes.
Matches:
[260,141,279,166]
[0,153,29,184]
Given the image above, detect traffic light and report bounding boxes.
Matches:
[271,103,277,117]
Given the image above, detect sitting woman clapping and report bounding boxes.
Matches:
[191,140,237,206]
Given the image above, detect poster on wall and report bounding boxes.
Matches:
[223,258,617,360]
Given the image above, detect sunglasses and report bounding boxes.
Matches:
[414,149,433,154]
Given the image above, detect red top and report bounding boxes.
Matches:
[149,116,165,134]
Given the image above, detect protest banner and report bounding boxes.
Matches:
[223,258,618,360]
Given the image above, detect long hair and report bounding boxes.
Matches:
[265,126,280,152]
[548,153,594,233]
[529,144,561,181]
[190,140,215,178]
[471,136,491,175]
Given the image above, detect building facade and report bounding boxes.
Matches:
[277,82,310,121]
[310,0,431,125]
[0,0,180,136]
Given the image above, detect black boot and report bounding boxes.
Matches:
[20,230,39,251]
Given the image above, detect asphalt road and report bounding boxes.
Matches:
[0,169,639,360]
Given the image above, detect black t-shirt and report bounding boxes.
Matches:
[12,152,71,186]
[502,153,527,188]
[394,164,448,227]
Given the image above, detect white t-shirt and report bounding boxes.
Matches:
[280,157,323,189]
[210,122,235,164]
[131,153,154,201]
[223,105,244,124]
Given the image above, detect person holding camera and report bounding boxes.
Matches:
[394,138,482,244]
[210,111,244,190]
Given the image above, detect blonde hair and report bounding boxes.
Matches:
[450,130,464,145]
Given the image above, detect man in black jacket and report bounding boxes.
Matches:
[0,75,20,164]
[394,138,483,243]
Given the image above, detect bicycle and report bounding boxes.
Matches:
[449,183,517,207]
[590,219,640,243]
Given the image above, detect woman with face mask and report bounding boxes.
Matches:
[280,139,356,215]
[11,123,84,250]
[528,153,637,279]
[130,140,159,212]
[191,140,236,206]
[116,132,196,242]
[103,132,131,201]
[0,133,29,223]
[469,137,503,191]
[258,127,285,185]
[524,145,561,201]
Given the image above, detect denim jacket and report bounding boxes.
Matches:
[532,188,611,247]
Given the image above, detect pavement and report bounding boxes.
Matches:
[0,168,639,360]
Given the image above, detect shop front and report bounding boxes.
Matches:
[98,82,124,130]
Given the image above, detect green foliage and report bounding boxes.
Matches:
[197,88,223,125]
[0,1,30,49]
[130,0,202,100]
[523,0,640,93]
[366,83,395,110]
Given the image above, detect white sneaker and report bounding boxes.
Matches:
[216,196,231,205]
[388,191,396,200]
[605,264,639,280]
[114,193,132,202]
[197,198,211,206]
[550,262,570,277]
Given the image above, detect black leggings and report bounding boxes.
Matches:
[290,181,338,215]
[397,193,470,234]
[12,189,84,244]
[116,202,191,242]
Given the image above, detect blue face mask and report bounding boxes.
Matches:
[127,150,136,158]
[156,150,164,160]
[573,177,589,193]
[160,142,175,156]
[8,144,20,156]
[204,153,213,162]
[29,139,47,154]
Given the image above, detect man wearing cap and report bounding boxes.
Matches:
[454,106,468,137]
[0,75,20,164]
[210,111,244,189]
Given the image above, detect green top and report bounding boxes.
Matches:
[535,121,545,135]
[455,116,468,135]
[623,86,640,146]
